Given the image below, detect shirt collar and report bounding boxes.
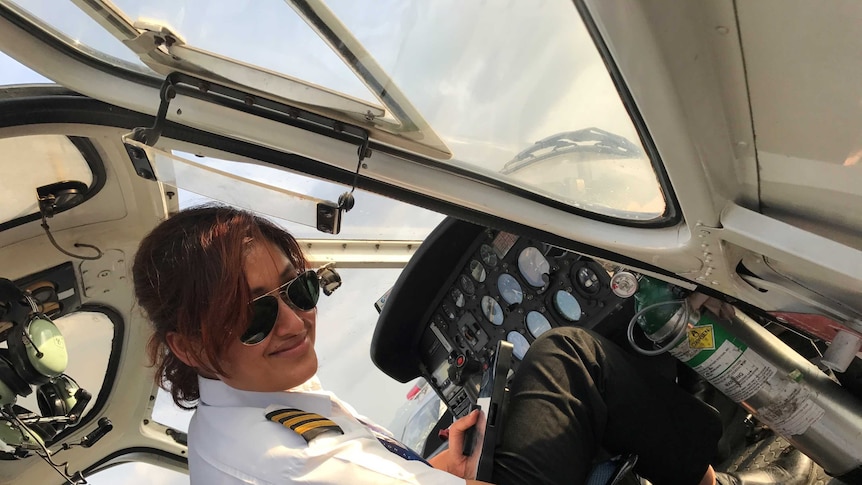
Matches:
[197,375,334,416]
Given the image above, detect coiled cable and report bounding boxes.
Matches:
[627,300,693,356]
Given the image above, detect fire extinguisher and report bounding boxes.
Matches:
[629,275,862,481]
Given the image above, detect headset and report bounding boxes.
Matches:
[0,277,91,457]
[6,314,68,388]
[5,279,64,384]
[37,375,81,418]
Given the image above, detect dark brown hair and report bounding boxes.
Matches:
[132,205,308,409]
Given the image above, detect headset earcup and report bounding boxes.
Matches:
[37,380,66,417]
[7,318,67,386]
[0,405,54,455]
[0,418,29,459]
[6,323,47,386]
[0,351,31,403]
[36,375,79,417]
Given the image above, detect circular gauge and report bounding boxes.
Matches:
[526,311,552,338]
[480,244,498,267]
[481,296,504,326]
[610,271,639,298]
[518,247,550,288]
[497,273,523,305]
[459,274,476,295]
[441,301,457,320]
[451,287,465,308]
[469,260,487,283]
[553,290,582,322]
[575,266,601,295]
[507,331,530,360]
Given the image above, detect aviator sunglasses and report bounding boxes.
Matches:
[241,270,321,345]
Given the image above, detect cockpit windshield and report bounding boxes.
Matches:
[5,0,668,221]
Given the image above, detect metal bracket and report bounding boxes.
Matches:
[123,74,179,180]
[122,20,186,56]
[357,132,371,163]
[131,74,178,147]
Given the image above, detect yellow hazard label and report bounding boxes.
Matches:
[688,325,715,350]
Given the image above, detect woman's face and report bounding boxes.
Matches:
[218,240,318,392]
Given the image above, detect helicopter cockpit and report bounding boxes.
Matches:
[2,1,862,484]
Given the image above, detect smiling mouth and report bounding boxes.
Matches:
[269,333,309,357]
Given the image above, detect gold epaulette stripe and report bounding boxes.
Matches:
[281,415,329,428]
[268,410,307,423]
[294,420,340,435]
[265,408,344,443]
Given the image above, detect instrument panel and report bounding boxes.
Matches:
[412,227,624,418]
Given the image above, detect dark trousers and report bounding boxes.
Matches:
[492,327,722,485]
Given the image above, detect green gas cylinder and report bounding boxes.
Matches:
[632,277,862,480]
[633,276,750,373]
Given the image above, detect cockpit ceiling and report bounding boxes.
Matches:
[0,135,94,227]
[738,0,862,249]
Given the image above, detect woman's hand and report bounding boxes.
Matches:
[428,409,484,479]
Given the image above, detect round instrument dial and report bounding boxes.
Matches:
[518,247,550,288]
[459,274,476,295]
[480,244,498,267]
[451,287,465,308]
[553,290,582,322]
[469,260,487,283]
[481,296,504,326]
[507,331,530,361]
[526,311,552,338]
[497,273,523,305]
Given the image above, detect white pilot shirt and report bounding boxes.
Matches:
[189,376,465,485]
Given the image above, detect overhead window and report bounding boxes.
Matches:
[9,0,672,223]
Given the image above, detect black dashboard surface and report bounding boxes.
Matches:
[372,218,628,419]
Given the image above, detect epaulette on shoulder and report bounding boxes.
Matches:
[265,408,344,443]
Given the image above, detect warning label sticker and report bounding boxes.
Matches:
[757,382,825,436]
[696,345,776,402]
[693,340,742,380]
[669,336,701,363]
[688,325,715,350]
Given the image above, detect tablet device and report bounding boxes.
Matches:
[470,339,513,482]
